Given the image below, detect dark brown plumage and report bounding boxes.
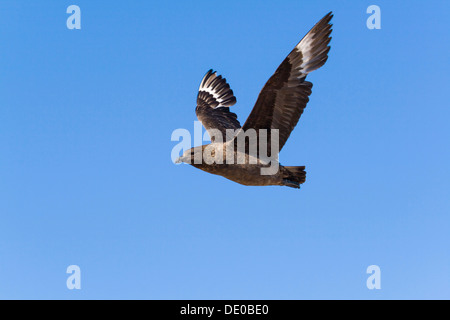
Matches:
[177,12,333,188]
[196,70,241,142]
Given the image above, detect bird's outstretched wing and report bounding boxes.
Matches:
[196,70,241,142]
[241,12,333,152]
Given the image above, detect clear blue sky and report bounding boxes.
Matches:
[0,0,449,299]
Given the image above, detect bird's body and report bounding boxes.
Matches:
[185,143,306,187]
[196,162,305,188]
[176,12,333,189]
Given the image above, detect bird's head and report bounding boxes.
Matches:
[175,146,204,164]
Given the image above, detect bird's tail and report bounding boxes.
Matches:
[282,166,306,189]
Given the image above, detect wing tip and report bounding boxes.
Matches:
[292,11,333,74]
[198,69,237,108]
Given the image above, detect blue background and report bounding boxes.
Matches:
[0,0,449,299]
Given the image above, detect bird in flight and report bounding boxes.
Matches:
[176,12,333,189]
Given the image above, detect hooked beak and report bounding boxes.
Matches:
[175,156,184,164]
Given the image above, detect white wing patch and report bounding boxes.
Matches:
[292,12,333,77]
[296,36,315,72]
[198,85,227,108]
[198,70,236,109]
